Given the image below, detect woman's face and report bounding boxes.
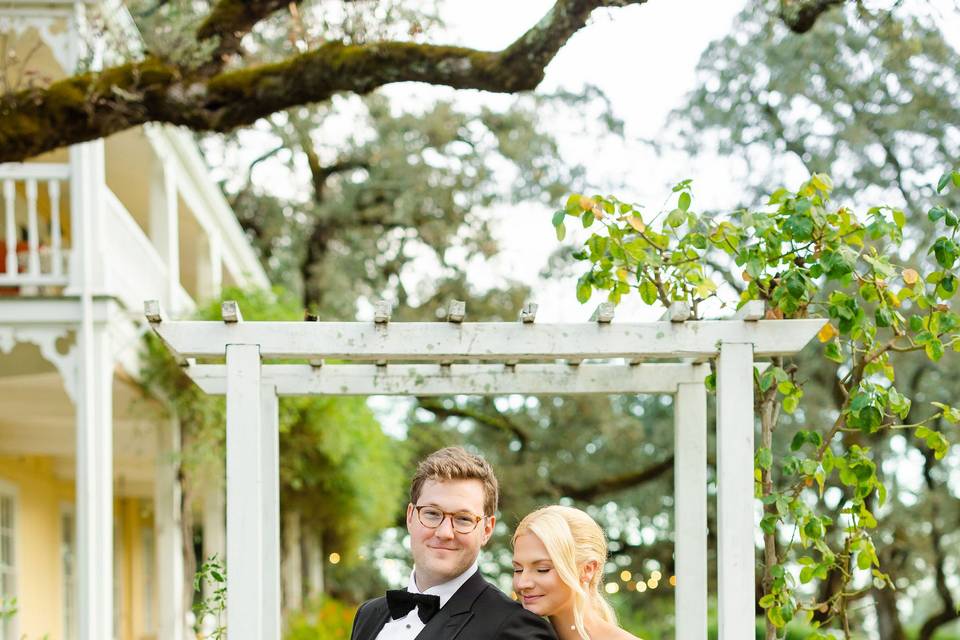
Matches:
[512,532,574,617]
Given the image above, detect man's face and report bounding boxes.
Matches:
[407,478,495,591]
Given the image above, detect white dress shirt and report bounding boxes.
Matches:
[374,561,479,640]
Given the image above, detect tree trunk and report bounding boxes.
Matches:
[873,586,907,640]
[282,511,304,611]
[305,530,325,600]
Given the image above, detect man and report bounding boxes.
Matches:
[350,447,558,640]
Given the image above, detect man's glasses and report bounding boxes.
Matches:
[413,505,486,534]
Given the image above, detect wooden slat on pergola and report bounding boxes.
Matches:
[146,299,825,640]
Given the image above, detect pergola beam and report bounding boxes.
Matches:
[150,318,825,360]
[185,363,712,396]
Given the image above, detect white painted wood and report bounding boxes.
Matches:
[195,233,222,303]
[590,301,614,322]
[67,141,106,295]
[153,319,826,360]
[148,152,179,310]
[735,300,765,320]
[202,485,226,593]
[75,323,113,640]
[374,300,392,324]
[144,300,163,323]
[716,342,756,640]
[3,179,15,276]
[447,300,465,323]
[661,301,692,322]
[103,190,173,311]
[261,384,281,640]
[49,179,62,277]
[155,415,184,640]
[25,179,40,275]
[222,300,242,323]
[674,367,709,640]
[282,511,303,611]
[225,344,263,640]
[519,302,538,323]
[0,162,71,180]
[187,363,713,396]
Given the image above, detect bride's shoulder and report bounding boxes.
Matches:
[593,620,642,640]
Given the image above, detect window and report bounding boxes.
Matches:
[0,483,17,640]
[61,508,76,640]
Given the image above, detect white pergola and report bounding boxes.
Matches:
[145,298,824,640]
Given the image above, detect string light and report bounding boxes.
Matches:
[605,582,620,594]
[329,552,341,564]
[646,577,658,589]
[637,582,647,593]
[651,570,662,581]
[669,575,677,587]
[620,570,632,582]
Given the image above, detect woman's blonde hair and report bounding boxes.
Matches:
[512,505,617,640]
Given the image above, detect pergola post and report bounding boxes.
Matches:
[225,344,264,636]
[674,367,709,640]
[261,383,281,640]
[716,342,756,640]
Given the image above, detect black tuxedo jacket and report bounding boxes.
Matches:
[350,571,558,640]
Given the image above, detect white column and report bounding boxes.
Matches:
[148,153,179,311]
[195,233,222,303]
[282,511,303,612]
[225,344,263,640]
[261,384,281,640]
[75,321,113,640]
[155,415,184,640]
[716,343,756,640]
[66,141,106,294]
[674,367,708,640]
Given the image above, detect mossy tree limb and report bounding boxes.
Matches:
[196,0,306,69]
[779,0,846,33]
[0,0,838,162]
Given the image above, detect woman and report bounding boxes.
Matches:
[512,505,639,640]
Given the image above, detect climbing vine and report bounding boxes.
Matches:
[555,171,960,637]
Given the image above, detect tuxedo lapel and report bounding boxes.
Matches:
[355,599,391,640]
[414,572,487,640]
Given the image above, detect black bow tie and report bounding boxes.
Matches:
[386,589,441,623]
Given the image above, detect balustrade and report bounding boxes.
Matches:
[0,163,71,293]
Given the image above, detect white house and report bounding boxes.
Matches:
[0,2,269,639]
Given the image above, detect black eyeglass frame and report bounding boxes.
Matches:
[412,504,488,534]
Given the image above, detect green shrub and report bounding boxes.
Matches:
[285,597,357,640]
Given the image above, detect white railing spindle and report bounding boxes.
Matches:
[50,179,62,277]
[26,178,40,275]
[3,180,15,276]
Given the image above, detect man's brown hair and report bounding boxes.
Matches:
[410,446,499,516]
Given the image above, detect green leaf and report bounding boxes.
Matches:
[639,280,658,305]
[757,447,773,470]
[824,341,843,363]
[678,191,691,212]
[552,210,566,227]
[783,394,800,414]
[576,277,592,304]
[938,173,951,193]
[666,208,686,228]
[925,339,945,361]
[555,222,566,241]
[893,208,906,228]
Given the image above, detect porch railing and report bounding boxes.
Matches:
[0,163,71,291]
